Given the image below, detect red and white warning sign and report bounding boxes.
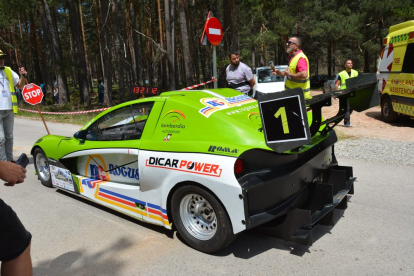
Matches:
[22,83,44,105]
[200,11,223,46]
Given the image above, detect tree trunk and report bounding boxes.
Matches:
[78,1,94,93]
[327,42,332,78]
[178,0,194,87]
[164,0,176,90]
[128,0,139,90]
[93,0,104,82]
[39,0,69,104]
[111,0,126,103]
[29,13,42,83]
[171,0,178,88]
[100,0,113,106]
[188,4,200,84]
[39,6,53,100]
[68,0,90,106]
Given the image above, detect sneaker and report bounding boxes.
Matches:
[344,122,351,127]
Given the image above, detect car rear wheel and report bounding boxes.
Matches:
[381,98,398,123]
[34,148,53,187]
[171,185,234,253]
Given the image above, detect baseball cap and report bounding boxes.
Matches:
[0,50,6,57]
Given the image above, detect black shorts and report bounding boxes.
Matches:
[0,198,32,262]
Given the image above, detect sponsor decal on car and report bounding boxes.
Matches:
[208,145,238,155]
[226,103,258,116]
[163,133,172,141]
[160,110,186,134]
[199,95,256,118]
[248,112,262,126]
[145,157,222,177]
[77,176,170,226]
[84,155,139,182]
[50,165,74,191]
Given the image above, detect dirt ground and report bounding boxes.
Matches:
[311,90,414,142]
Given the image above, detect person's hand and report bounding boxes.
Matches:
[19,67,27,77]
[0,161,27,186]
[272,69,281,76]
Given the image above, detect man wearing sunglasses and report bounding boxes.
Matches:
[272,36,311,100]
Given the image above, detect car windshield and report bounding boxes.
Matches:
[257,68,285,83]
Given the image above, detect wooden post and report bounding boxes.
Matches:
[36,105,50,135]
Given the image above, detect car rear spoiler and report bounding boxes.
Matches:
[258,73,379,153]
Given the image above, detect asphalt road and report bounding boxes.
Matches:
[1,117,413,275]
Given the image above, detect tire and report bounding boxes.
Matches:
[171,185,234,253]
[381,98,398,123]
[33,148,53,187]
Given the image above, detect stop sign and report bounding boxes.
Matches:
[205,17,223,46]
[22,83,44,105]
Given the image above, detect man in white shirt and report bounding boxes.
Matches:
[226,51,256,96]
[0,49,28,161]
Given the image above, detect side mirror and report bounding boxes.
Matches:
[74,130,87,140]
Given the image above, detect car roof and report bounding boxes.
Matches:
[255,65,288,71]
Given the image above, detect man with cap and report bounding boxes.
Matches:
[0,49,28,161]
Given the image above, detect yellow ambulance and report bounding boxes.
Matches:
[377,20,414,122]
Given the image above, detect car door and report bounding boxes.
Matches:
[60,101,155,186]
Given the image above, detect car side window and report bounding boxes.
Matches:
[86,102,154,141]
[402,43,414,74]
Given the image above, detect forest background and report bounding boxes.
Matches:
[0,0,413,108]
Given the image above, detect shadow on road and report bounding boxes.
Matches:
[54,189,349,261]
[55,189,174,239]
[365,111,414,127]
[33,237,132,276]
[215,208,347,259]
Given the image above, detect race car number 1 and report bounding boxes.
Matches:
[258,88,311,153]
[274,107,289,134]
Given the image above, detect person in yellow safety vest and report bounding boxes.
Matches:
[334,59,359,126]
[0,49,28,161]
[272,36,311,100]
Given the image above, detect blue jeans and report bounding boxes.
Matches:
[0,110,14,161]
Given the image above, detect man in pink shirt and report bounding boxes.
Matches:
[272,36,311,99]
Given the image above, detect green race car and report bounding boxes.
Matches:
[31,75,378,253]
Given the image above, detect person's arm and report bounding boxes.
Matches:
[0,161,27,186]
[285,58,308,80]
[273,67,290,77]
[248,77,256,89]
[244,66,256,89]
[334,76,342,90]
[16,67,28,89]
[286,70,308,80]
[334,80,340,90]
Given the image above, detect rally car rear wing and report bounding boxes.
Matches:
[258,73,379,153]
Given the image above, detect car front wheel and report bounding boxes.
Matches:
[34,148,53,187]
[171,185,234,253]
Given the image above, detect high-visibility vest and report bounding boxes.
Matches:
[285,52,311,100]
[4,66,18,114]
[338,69,358,90]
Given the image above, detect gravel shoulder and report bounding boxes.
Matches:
[312,90,414,166]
